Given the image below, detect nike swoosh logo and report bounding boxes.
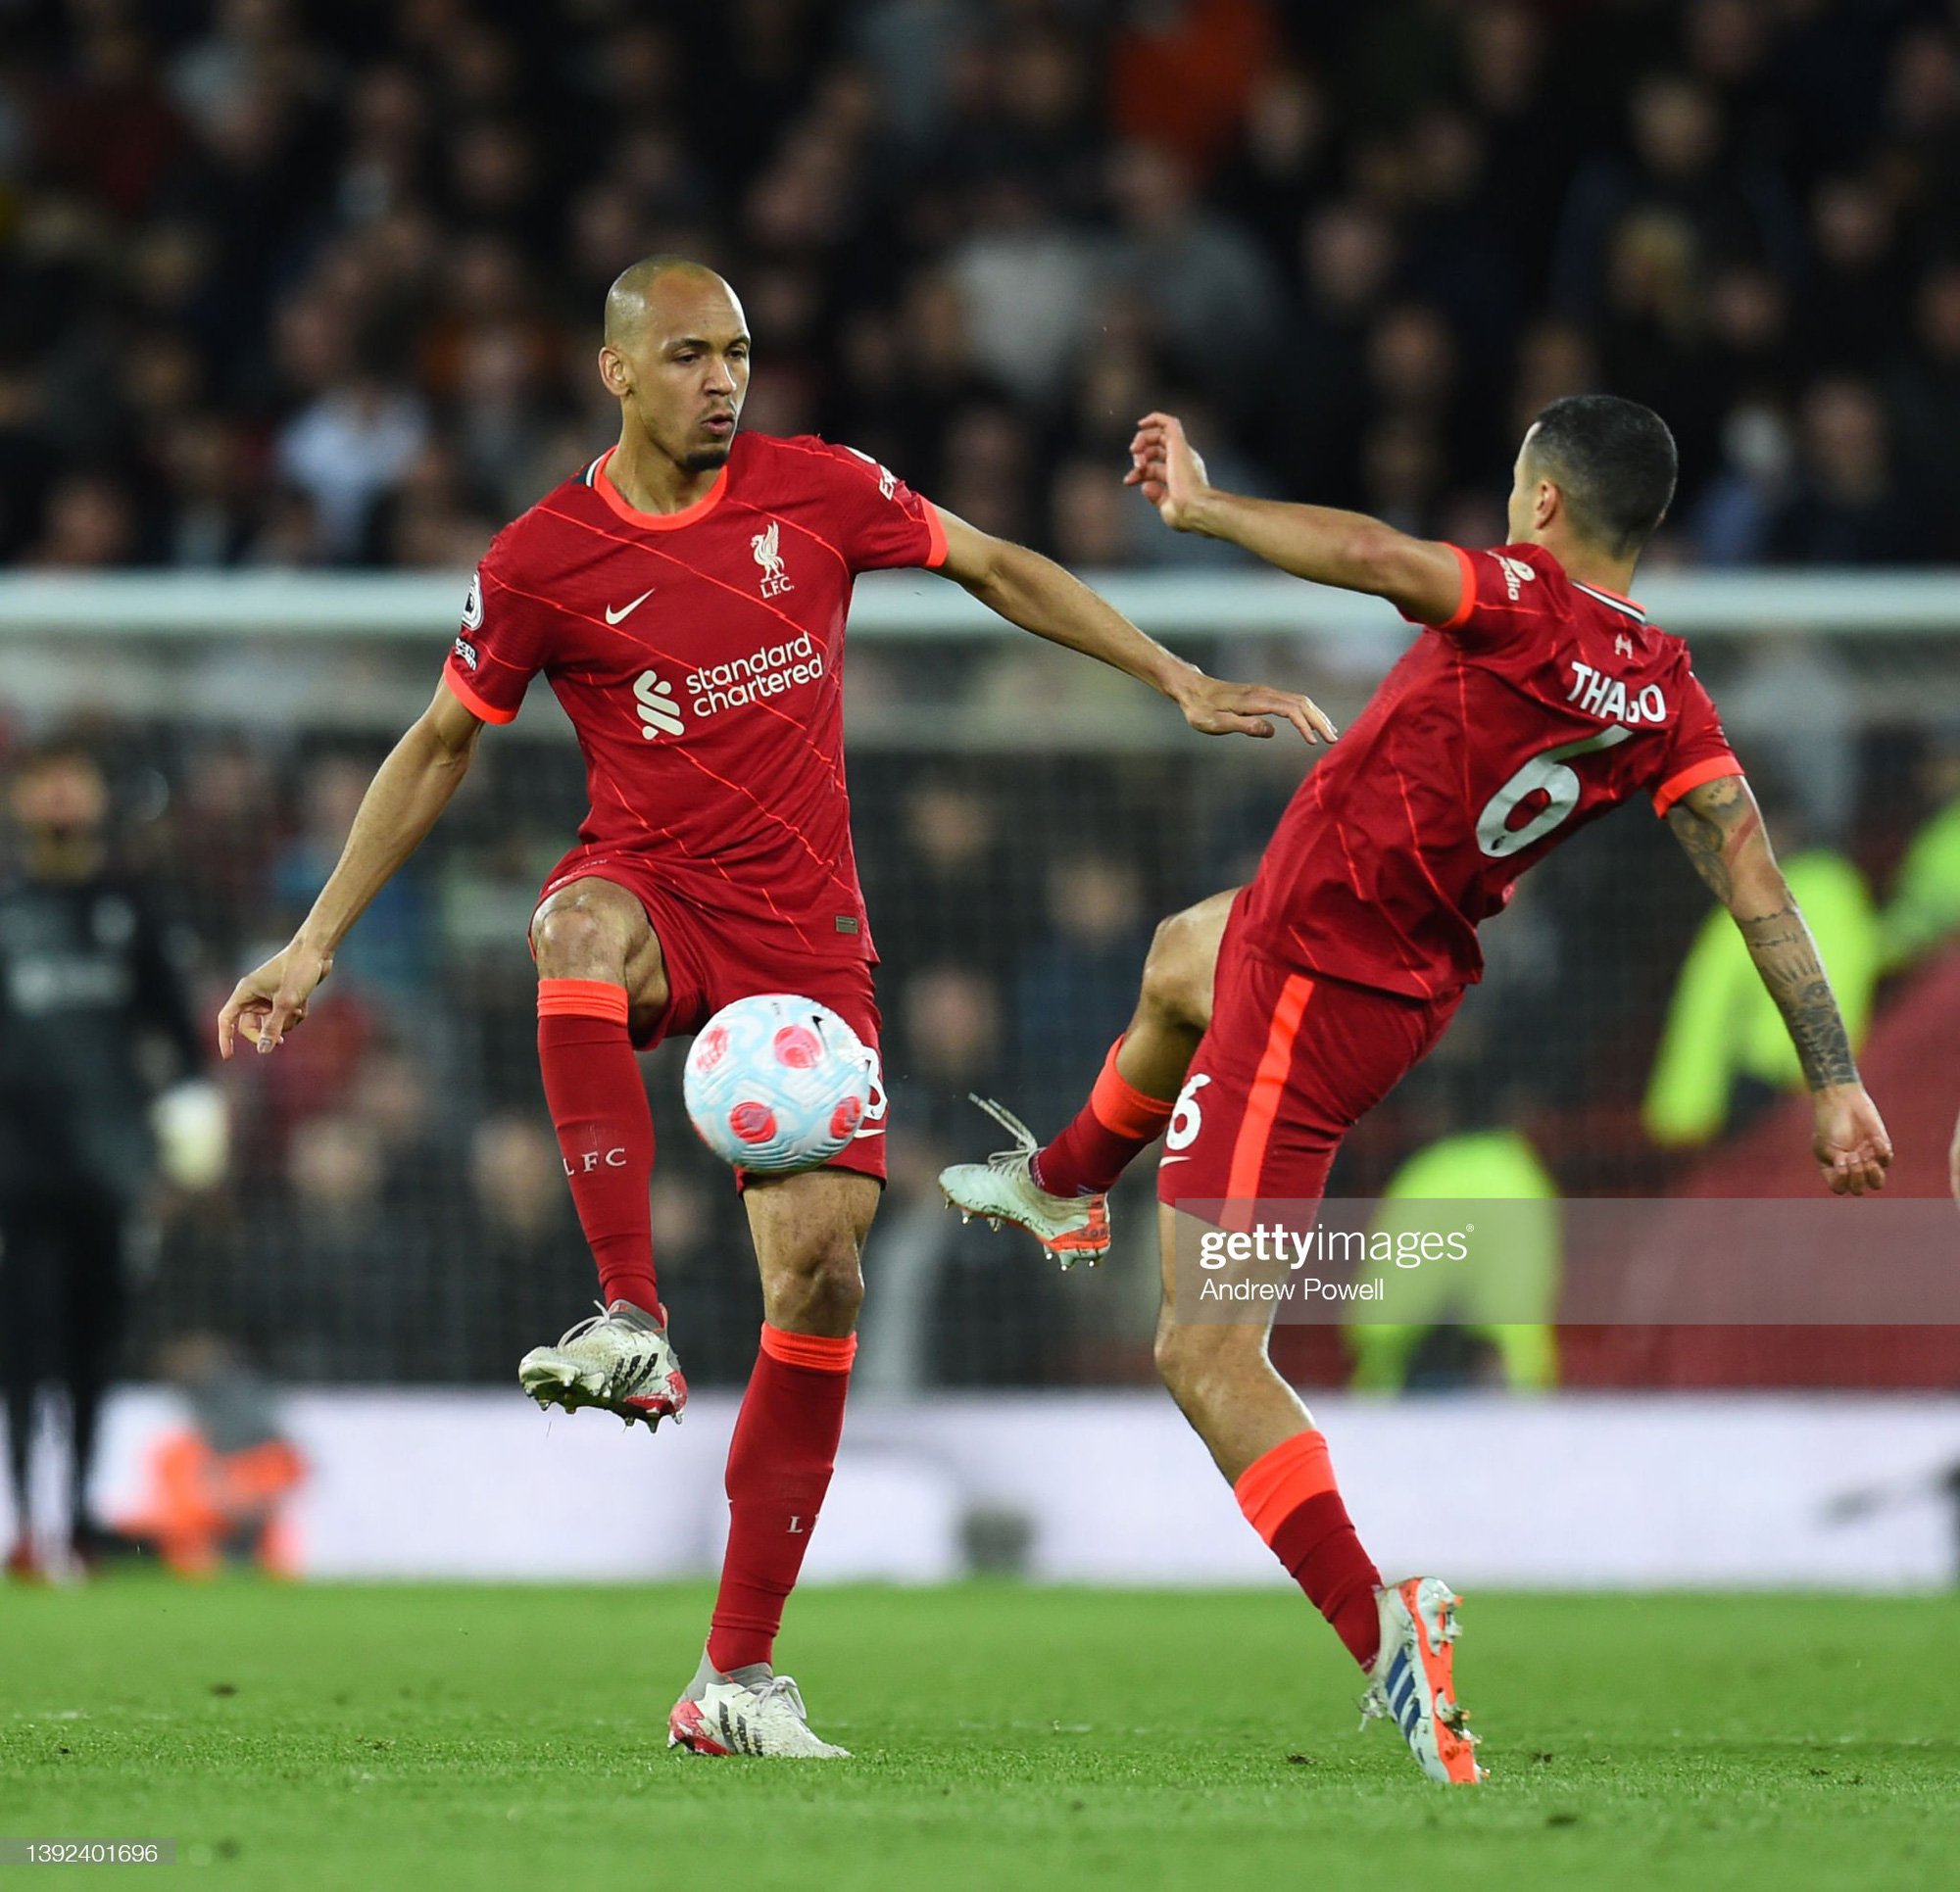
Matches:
[605,589,656,624]
[1159,1154,1191,1165]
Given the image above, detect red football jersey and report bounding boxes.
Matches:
[442,432,948,962]
[1236,542,1740,999]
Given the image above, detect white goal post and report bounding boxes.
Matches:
[2,566,1960,640]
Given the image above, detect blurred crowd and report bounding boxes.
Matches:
[1,0,1958,573]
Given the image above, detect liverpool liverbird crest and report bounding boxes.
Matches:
[752,520,794,598]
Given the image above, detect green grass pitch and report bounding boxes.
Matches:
[2,1580,1955,1890]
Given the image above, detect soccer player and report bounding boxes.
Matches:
[941,396,1894,1783]
[216,258,1328,1758]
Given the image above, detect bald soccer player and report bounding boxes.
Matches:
[218,258,1331,1758]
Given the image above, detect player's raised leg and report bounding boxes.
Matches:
[517,877,686,1427]
[668,1167,874,1759]
[939,888,1235,1264]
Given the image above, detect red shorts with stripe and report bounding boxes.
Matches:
[537,851,887,1183]
[1157,901,1458,1214]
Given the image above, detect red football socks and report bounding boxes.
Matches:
[708,1325,857,1674]
[1032,1038,1176,1197]
[536,979,660,1317]
[1235,1430,1384,1669]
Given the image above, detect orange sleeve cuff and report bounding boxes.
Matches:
[443,661,518,725]
[1428,545,1478,631]
[1652,753,1741,816]
[760,1324,858,1372]
[920,499,949,570]
[1233,1430,1336,1543]
[536,978,630,1024]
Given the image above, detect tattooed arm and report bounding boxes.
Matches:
[1665,773,1892,1194]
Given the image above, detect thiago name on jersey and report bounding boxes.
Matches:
[1564,659,1669,727]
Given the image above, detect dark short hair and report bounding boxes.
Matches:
[1526,395,1678,557]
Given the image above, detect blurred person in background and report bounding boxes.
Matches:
[0,740,214,1578]
[1882,727,1960,971]
[113,1334,306,1578]
[463,1111,587,1380]
[1768,374,1935,564]
[1012,849,1154,1129]
[1351,1121,1561,1395]
[1643,770,1880,1148]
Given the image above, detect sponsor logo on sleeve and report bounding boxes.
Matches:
[1495,554,1537,601]
[844,444,898,501]
[453,636,479,671]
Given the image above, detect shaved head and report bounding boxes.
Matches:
[597,256,752,486]
[604,255,734,348]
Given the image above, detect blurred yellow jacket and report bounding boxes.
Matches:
[1881,799,1960,969]
[1642,849,1878,1147]
[1352,1127,1561,1392]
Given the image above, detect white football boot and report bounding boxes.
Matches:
[937,1095,1111,1269]
[517,1299,687,1431]
[1358,1577,1486,1783]
[667,1651,850,1758]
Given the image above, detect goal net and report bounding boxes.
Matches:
[5,569,1958,1394]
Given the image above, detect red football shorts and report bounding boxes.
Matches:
[1158,902,1458,1215]
[537,851,887,1184]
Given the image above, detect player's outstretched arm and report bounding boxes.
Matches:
[933,509,1336,745]
[1664,772,1892,1194]
[1126,411,1464,625]
[217,683,485,1059]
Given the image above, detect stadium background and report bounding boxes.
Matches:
[3,0,1960,1585]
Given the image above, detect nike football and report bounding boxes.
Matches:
[682,994,873,1173]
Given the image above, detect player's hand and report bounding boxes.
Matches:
[217,940,332,1060]
[1174,671,1338,745]
[1124,412,1210,531]
[1948,1105,1960,1202]
[1811,1084,1892,1195]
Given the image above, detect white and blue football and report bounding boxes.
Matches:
[682,994,872,1173]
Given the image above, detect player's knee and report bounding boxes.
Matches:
[776,1237,864,1331]
[1152,1314,1255,1410]
[1140,908,1213,1033]
[531,901,622,982]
